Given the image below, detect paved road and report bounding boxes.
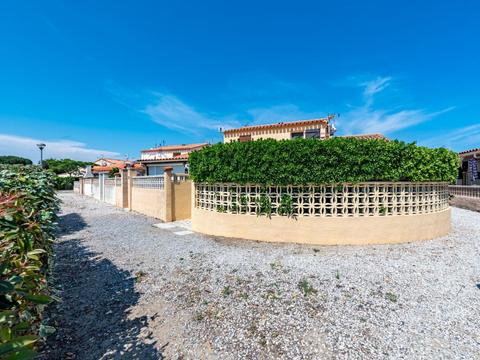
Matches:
[40,192,480,359]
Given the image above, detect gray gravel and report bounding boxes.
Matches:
[41,192,480,359]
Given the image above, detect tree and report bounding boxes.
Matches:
[0,155,33,165]
[108,167,120,177]
[43,159,91,177]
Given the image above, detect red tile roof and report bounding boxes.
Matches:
[92,162,143,173]
[459,148,480,155]
[339,133,388,140]
[223,117,333,135]
[141,143,208,153]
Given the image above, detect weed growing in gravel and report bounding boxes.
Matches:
[270,261,282,270]
[239,292,249,300]
[385,292,398,302]
[263,289,280,300]
[335,270,341,280]
[298,279,317,296]
[194,312,205,321]
[135,270,147,283]
[222,286,233,297]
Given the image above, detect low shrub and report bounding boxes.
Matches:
[189,138,459,184]
[0,165,59,359]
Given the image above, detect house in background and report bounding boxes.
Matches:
[222,117,388,143]
[89,158,144,177]
[458,148,480,185]
[223,117,336,143]
[138,143,209,175]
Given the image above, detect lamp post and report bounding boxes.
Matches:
[36,143,46,168]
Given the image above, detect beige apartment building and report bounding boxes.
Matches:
[223,117,335,143]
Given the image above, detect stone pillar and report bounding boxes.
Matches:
[163,167,173,222]
[120,169,129,208]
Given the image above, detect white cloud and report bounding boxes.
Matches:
[142,93,225,134]
[110,77,454,140]
[419,123,480,150]
[141,93,323,134]
[0,133,120,162]
[339,76,454,135]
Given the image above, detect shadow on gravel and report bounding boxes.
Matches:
[39,213,163,359]
[57,212,88,235]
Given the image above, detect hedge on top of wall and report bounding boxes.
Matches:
[188,138,459,185]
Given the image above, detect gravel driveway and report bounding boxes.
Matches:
[40,192,480,359]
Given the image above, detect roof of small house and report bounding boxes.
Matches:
[222,117,333,135]
[92,159,143,173]
[459,148,480,155]
[339,133,388,140]
[141,143,209,153]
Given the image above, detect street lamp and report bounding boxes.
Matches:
[36,143,46,168]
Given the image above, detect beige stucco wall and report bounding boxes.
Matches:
[131,187,166,220]
[192,208,451,245]
[224,124,328,143]
[172,180,192,220]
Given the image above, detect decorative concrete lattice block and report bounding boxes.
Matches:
[194,182,449,218]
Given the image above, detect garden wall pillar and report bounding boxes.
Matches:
[120,169,129,208]
[163,167,173,222]
[127,167,137,211]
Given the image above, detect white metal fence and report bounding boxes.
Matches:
[449,185,480,199]
[132,176,164,189]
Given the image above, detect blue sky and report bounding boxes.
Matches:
[0,0,479,162]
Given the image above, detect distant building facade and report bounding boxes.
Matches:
[138,143,209,175]
[458,148,480,185]
[223,117,336,143]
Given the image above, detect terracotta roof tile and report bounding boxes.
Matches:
[459,148,480,155]
[141,143,208,153]
[92,163,143,172]
[223,117,332,135]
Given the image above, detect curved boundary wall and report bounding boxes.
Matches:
[192,182,451,245]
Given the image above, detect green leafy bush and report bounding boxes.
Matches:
[53,176,76,190]
[189,138,459,184]
[0,165,59,359]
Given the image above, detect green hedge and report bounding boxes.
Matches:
[53,176,76,190]
[0,165,59,359]
[189,138,459,184]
